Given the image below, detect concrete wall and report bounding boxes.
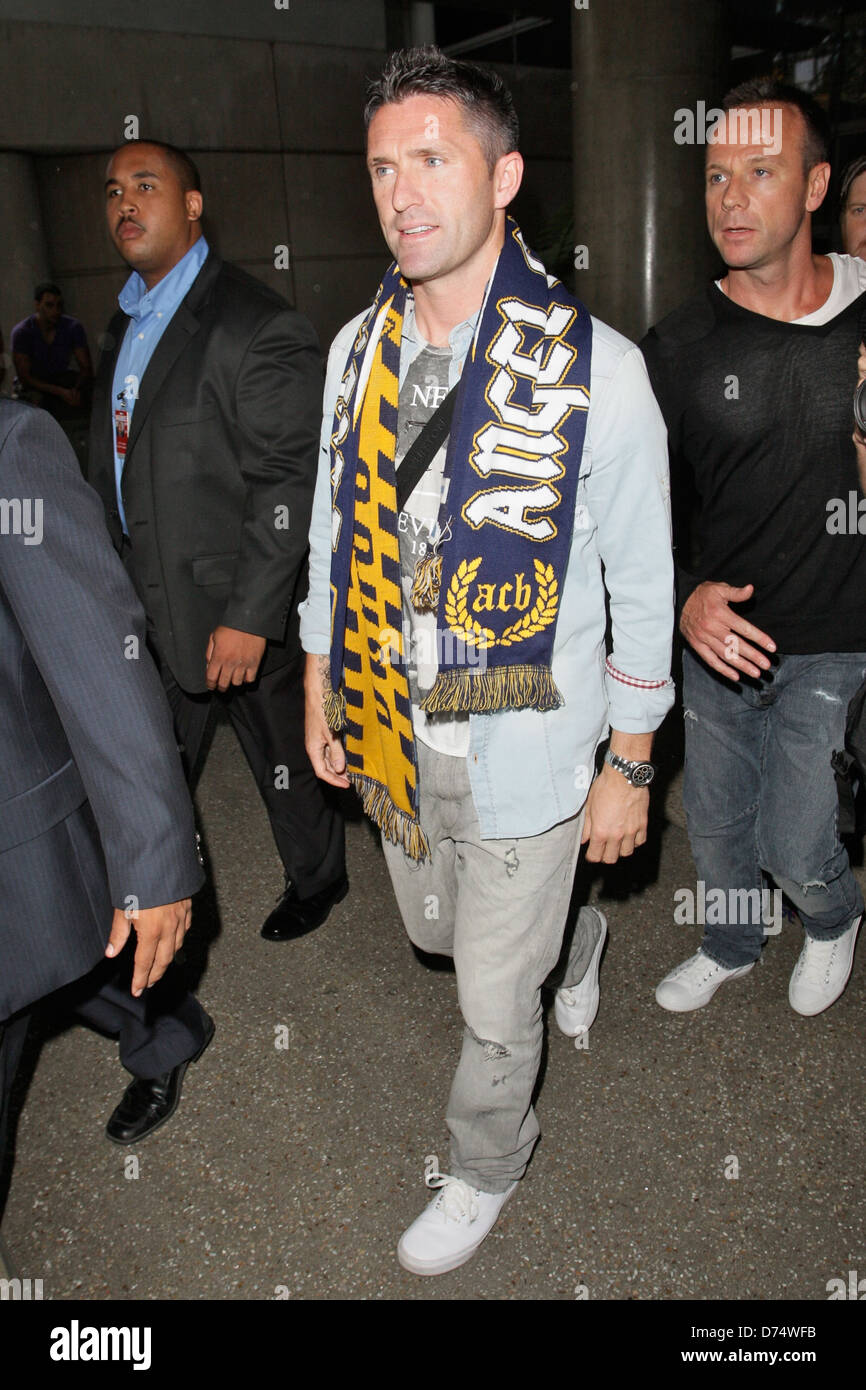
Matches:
[0,0,385,46]
[0,12,389,384]
[0,12,573,389]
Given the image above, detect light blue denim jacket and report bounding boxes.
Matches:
[300,299,675,840]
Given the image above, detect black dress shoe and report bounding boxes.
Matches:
[260,874,349,941]
[105,1015,215,1146]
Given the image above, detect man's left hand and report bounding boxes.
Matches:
[106,899,193,996]
[581,764,649,864]
[205,626,266,691]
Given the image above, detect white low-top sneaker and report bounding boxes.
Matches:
[655,949,755,1012]
[789,915,861,1017]
[397,1161,517,1276]
[555,907,608,1037]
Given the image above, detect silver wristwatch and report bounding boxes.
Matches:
[604,749,656,787]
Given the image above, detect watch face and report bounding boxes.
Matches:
[631,763,655,786]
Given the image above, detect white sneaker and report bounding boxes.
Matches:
[655,949,755,1012]
[555,907,608,1037]
[788,915,861,1017]
[397,1160,517,1276]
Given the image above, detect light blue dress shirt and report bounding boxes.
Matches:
[111,235,210,533]
[300,293,676,840]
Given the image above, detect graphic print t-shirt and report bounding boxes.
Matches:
[395,344,470,757]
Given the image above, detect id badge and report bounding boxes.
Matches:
[114,407,129,457]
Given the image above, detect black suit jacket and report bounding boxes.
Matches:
[0,403,203,1021]
[88,251,322,693]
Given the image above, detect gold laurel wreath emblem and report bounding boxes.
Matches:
[444,557,494,648]
[445,557,558,648]
[500,559,559,646]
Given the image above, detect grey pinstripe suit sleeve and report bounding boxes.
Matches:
[0,407,203,909]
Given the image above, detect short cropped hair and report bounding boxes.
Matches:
[840,154,866,212]
[34,281,61,302]
[721,78,831,174]
[364,45,519,173]
[113,139,202,194]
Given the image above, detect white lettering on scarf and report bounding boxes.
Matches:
[464,299,588,540]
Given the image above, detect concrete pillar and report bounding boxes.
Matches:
[0,153,49,395]
[410,2,436,46]
[572,0,729,341]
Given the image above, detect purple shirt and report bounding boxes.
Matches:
[11,314,87,381]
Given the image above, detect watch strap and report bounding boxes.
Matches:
[604,749,655,785]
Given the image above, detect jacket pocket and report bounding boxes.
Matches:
[0,759,87,855]
[192,553,237,586]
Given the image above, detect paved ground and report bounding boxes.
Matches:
[2,713,865,1301]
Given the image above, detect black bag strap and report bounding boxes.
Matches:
[832,748,858,837]
[834,671,866,835]
[396,384,458,511]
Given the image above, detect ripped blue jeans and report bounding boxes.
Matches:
[381,739,584,1193]
[682,648,866,969]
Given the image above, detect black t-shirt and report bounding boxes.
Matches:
[641,282,866,653]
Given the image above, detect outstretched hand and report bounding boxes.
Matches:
[680,581,775,681]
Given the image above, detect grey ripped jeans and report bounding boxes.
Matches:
[382,739,585,1194]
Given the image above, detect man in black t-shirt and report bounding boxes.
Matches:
[642,80,866,1018]
[11,282,93,420]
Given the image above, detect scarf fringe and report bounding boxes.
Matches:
[349,772,430,861]
[420,663,563,715]
[323,686,347,731]
[409,552,442,612]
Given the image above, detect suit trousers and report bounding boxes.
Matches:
[1,955,208,1178]
[152,641,346,900]
[0,1012,30,1196]
[7,803,209,1085]
[117,533,344,896]
[1,941,208,1121]
[68,951,210,1078]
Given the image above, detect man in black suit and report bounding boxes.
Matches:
[88,140,346,942]
[0,400,207,1205]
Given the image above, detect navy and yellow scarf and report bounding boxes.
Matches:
[326,220,592,858]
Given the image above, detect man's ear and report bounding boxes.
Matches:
[186,190,204,223]
[494,150,524,211]
[806,161,831,214]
